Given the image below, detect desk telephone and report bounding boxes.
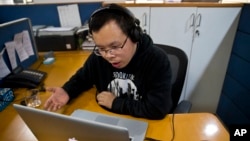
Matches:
[1,66,47,88]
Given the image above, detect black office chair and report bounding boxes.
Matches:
[154,44,192,113]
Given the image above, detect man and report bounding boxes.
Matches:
[44,4,172,119]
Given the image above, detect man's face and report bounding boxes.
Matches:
[92,20,137,69]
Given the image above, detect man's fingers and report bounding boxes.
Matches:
[46,87,57,93]
[43,100,52,110]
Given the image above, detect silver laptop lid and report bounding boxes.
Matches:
[13,104,130,141]
[71,109,148,141]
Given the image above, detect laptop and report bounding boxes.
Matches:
[13,104,148,141]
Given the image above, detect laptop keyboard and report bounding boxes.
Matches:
[95,115,119,125]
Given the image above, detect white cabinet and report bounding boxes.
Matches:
[185,7,241,112]
[127,7,150,34]
[150,7,195,59]
[150,7,196,103]
[149,7,241,113]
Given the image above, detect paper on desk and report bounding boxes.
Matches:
[22,30,35,56]
[5,41,18,69]
[14,32,29,62]
[57,4,82,27]
[0,48,11,79]
[4,31,33,70]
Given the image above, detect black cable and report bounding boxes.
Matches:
[170,113,175,141]
[34,60,43,70]
[0,99,14,102]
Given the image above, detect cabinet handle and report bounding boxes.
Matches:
[142,13,147,33]
[190,13,195,27]
[195,30,200,36]
[196,13,202,27]
[143,13,147,27]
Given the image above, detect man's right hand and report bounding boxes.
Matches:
[44,87,70,112]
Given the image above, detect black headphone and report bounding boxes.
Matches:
[89,4,142,43]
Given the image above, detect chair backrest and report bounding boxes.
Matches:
[154,44,188,111]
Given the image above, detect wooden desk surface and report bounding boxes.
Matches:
[0,50,229,141]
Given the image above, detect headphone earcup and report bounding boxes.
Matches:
[129,19,142,43]
[130,27,140,43]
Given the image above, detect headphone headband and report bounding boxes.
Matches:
[90,4,136,22]
[89,4,142,43]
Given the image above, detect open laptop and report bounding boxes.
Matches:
[13,104,148,141]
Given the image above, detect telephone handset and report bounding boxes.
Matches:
[1,66,47,88]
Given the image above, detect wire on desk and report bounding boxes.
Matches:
[170,113,175,141]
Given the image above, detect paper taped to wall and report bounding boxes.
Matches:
[57,4,82,27]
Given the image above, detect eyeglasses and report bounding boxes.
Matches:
[93,36,128,56]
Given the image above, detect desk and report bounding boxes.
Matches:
[0,51,229,141]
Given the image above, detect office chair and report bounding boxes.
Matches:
[154,44,192,113]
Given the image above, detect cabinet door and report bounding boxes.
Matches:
[186,7,241,112]
[127,7,150,34]
[150,7,196,102]
[150,7,196,59]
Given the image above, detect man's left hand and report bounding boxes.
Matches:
[96,91,116,109]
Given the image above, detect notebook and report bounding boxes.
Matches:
[13,104,148,141]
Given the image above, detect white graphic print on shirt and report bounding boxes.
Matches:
[108,72,139,100]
